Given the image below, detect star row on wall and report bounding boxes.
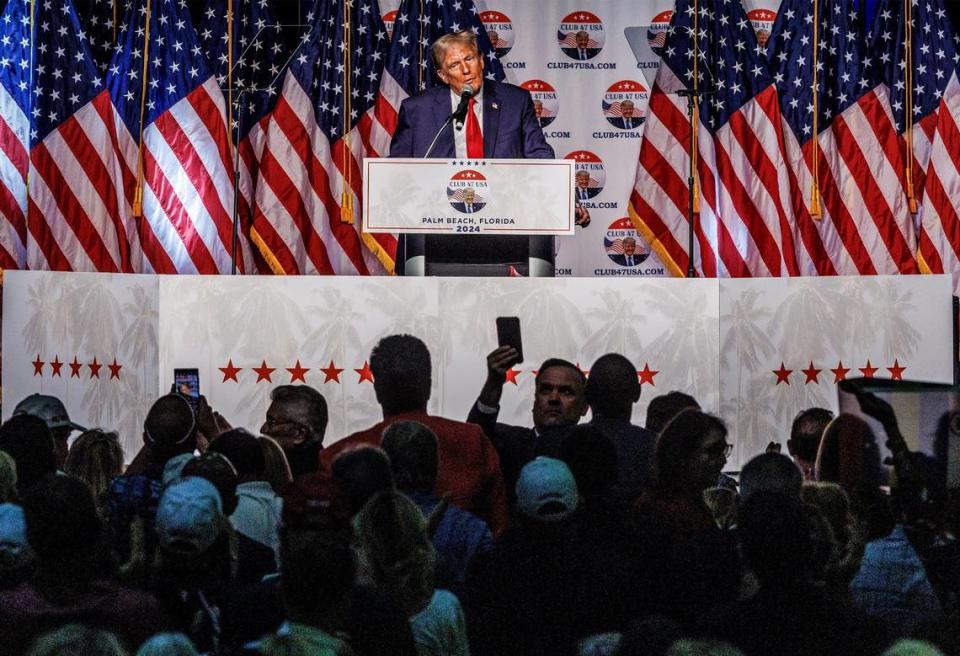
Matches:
[31,355,122,379]
[772,359,906,386]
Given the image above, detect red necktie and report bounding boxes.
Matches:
[466,97,484,158]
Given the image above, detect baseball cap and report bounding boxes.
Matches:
[12,394,85,433]
[515,457,579,522]
[155,476,224,556]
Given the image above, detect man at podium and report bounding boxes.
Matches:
[389,31,554,160]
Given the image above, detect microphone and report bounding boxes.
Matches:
[453,83,475,130]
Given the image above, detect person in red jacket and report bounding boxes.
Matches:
[319,334,508,535]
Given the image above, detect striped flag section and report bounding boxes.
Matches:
[250,0,392,274]
[768,0,916,276]
[106,0,249,274]
[629,0,798,277]
[872,1,960,284]
[26,0,134,272]
[0,0,30,270]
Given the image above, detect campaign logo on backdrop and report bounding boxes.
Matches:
[382,9,397,41]
[447,170,488,214]
[521,80,559,128]
[480,11,514,58]
[747,8,777,48]
[558,12,605,60]
[566,150,605,200]
[604,218,650,267]
[602,81,648,131]
[647,10,673,55]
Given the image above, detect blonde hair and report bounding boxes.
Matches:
[64,430,124,512]
[259,435,293,494]
[354,490,435,616]
[430,30,479,70]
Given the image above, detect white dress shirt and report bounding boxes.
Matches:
[450,86,484,158]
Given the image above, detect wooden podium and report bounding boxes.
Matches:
[363,158,575,276]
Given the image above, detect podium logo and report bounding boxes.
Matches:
[647,10,673,55]
[747,8,778,48]
[558,11,605,60]
[447,170,489,214]
[604,218,650,267]
[382,9,397,41]
[521,80,559,128]
[481,10,514,58]
[566,150,605,200]
[602,81,648,131]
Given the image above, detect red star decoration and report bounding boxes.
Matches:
[49,356,63,377]
[87,357,102,379]
[69,356,83,378]
[504,368,522,385]
[320,360,344,384]
[108,358,122,380]
[887,359,906,381]
[801,361,822,384]
[831,361,850,383]
[286,360,309,383]
[32,354,45,376]
[638,363,659,386]
[253,360,276,383]
[219,359,241,383]
[773,362,792,385]
[859,360,878,378]
[355,361,375,384]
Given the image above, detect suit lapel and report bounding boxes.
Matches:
[431,90,456,158]
[483,82,499,157]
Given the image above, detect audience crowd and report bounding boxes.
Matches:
[0,333,957,655]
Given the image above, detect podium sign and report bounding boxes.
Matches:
[363,158,575,235]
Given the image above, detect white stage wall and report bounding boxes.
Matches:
[3,271,952,469]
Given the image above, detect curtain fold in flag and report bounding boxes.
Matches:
[0,0,30,270]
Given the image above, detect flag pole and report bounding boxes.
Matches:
[903,0,918,214]
[684,0,702,277]
[132,0,152,218]
[340,0,354,224]
[809,0,822,219]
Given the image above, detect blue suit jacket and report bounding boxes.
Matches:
[389,80,555,159]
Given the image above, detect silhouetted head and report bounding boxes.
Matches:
[381,421,438,494]
[645,391,699,434]
[371,334,432,416]
[585,353,640,419]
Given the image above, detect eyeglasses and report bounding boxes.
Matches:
[263,417,307,433]
[704,442,734,458]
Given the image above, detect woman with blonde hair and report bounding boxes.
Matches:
[354,491,469,656]
[65,430,124,514]
[259,435,293,494]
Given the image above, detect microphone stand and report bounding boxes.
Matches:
[424,87,472,158]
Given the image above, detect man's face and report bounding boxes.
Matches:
[621,103,635,119]
[437,41,484,96]
[487,31,499,49]
[576,172,589,189]
[260,400,309,450]
[533,100,543,117]
[689,429,729,490]
[464,188,476,202]
[532,366,587,429]
[576,31,589,49]
[623,238,637,255]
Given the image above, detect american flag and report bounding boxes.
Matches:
[370,0,505,272]
[77,0,119,71]
[27,0,134,272]
[872,0,960,281]
[0,0,30,270]
[196,0,298,274]
[769,0,917,275]
[251,0,394,274]
[628,0,797,277]
[106,0,247,274]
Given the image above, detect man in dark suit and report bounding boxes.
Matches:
[610,237,642,266]
[610,99,639,130]
[467,346,588,497]
[451,187,484,213]
[389,30,554,160]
